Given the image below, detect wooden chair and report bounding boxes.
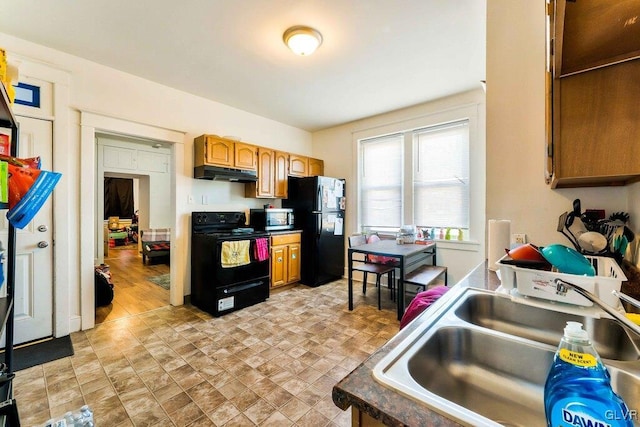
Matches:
[349,234,396,310]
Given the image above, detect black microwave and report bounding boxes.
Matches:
[250,208,294,231]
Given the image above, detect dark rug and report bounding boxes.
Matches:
[1,335,74,371]
[148,273,170,290]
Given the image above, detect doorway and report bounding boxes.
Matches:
[95,135,172,324]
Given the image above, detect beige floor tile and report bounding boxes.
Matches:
[243,398,276,425]
[230,389,261,412]
[207,401,240,426]
[13,280,399,426]
[187,381,227,411]
[169,400,205,426]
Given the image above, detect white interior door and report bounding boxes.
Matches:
[1,116,54,345]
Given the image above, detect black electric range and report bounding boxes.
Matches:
[191,212,270,316]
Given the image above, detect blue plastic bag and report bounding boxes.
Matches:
[6,170,61,229]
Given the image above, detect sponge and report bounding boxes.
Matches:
[625,313,640,326]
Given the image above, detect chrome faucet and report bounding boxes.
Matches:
[555,279,640,337]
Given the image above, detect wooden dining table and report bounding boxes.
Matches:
[347,239,437,320]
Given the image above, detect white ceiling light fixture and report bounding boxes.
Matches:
[283,26,323,56]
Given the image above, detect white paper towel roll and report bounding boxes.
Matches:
[488,219,511,271]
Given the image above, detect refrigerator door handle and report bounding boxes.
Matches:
[317,214,322,238]
[317,184,322,211]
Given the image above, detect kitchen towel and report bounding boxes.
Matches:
[221,240,251,268]
[488,219,511,271]
[254,238,269,262]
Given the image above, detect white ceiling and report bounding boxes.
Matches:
[0,0,486,132]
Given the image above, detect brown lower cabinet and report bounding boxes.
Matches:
[270,232,301,288]
[351,408,385,426]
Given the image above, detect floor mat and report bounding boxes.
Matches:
[148,273,170,290]
[1,335,74,371]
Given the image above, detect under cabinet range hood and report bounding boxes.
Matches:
[194,165,258,182]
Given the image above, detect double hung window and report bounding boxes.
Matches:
[359,119,470,238]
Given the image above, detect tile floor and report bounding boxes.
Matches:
[15,279,400,426]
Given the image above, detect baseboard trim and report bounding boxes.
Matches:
[69,315,82,333]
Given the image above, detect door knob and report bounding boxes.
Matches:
[37,241,49,248]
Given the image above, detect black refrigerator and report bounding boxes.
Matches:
[283,176,346,287]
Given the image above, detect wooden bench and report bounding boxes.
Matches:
[404,265,448,292]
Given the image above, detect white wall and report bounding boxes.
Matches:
[486,0,629,248]
[0,31,313,331]
[316,0,637,287]
[312,90,486,285]
[98,136,172,228]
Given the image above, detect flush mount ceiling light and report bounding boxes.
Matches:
[283,26,323,56]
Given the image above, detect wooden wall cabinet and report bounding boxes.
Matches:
[270,232,301,288]
[245,148,275,198]
[551,60,640,187]
[308,157,324,176]
[194,135,233,167]
[288,155,324,178]
[234,142,258,170]
[548,0,640,188]
[195,134,326,197]
[194,135,257,171]
[288,155,309,177]
[274,151,289,198]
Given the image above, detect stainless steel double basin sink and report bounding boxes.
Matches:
[373,287,640,426]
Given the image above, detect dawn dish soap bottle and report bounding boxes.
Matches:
[544,321,632,427]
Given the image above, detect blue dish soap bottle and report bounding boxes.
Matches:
[544,321,632,427]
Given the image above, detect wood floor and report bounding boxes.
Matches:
[95,243,170,324]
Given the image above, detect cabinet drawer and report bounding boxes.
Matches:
[271,233,301,246]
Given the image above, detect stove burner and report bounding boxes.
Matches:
[232,227,255,234]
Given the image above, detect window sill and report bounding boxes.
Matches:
[434,239,481,252]
[375,234,481,252]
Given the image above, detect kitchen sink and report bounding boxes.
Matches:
[408,326,551,426]
[455,293,640,361]
[373,287,640,426]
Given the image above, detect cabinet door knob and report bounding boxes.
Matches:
[291,254,296,259]
[277,257,283,262]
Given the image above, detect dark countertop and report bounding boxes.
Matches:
[332,262,500,426]
[267,229,302,235]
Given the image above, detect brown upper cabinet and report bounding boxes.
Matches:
[547,0,640,188]
[245,151,324,198]
[194,135,233,167]
[309,158,325,177]
[195,134,324,197]
[246,148,275,198]
[234,142,258,170]
[289,154,324,178]
[289,155,309,177]
[274,151,289,198]
[194,135,257,171]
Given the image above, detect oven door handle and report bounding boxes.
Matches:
[223,281,264,294]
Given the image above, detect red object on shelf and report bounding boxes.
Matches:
[415,239,434,245]
[0,134,9,155]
